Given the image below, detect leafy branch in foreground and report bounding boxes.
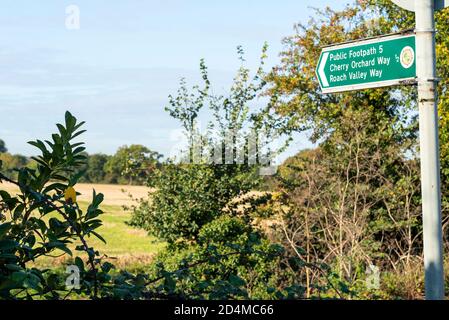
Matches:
[0,111,106,299]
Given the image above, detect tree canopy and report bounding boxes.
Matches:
[0,139,7,153]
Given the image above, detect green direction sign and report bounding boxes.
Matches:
[316,33,416,93]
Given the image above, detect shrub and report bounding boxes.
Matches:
[128,49,307,299]
[0,112,108,299]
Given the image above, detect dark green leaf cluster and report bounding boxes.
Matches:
[0,112,106,299]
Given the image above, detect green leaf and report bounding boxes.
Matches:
[58,245,73,256]
[11,271,27,284]
[73,121,86,131]
[101,261,114,273]
[228,274,245,287]
[0,240,19,250]
[0,190,11,200]
[5,264,23,272]
[74,256,85,272]
[69,170,86,186]
[28,140,49,155]
[46,241,72,256]
[56,123,67,137]
[65,111,76,131]
[42,182,67,194]
[91,230,107,244]
[0,222,12,238]
[71,130,87,140]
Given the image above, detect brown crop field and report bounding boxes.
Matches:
[0,181,152,206]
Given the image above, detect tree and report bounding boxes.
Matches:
[80,153,111,183]
[129,50,302,299]
[273,109,422,298]
[263,2,428,298]
[104,145,162,185]
[0,139,7,153]
[0,153,29,179]
[372,0,449,272]
[131,47,283,243]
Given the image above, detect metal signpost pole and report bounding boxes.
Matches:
[415,0,444,300]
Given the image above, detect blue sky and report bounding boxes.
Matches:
[0,0,347,160]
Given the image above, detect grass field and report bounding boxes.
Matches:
[0,182,163,268]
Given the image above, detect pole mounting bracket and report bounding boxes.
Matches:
[416,77,441,83]
[415,28,437,33]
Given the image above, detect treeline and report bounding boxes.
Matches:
[0,142,162,185]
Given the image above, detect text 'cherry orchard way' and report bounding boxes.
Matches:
[316,34,416,93]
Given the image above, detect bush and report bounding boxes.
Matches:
[130,163,259,244]
[104,145,162,185]
[0,153,31,180]
[0,112,108,299]
[80,153,111,184]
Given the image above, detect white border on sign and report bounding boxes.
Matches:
[321,33,415,52]
[320,77,416,94]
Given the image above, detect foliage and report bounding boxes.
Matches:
[149,232,292,299]
[0,112,108,299]
[263,1,432,298]
[129,49,306,299]
[0,153,31,180]
[371,0,449,292]
[0,112,272,300]
[0,140,6,153]
[370,0,449,243]
[79,153,111,184]
[104,145,162,185]
[130,46,281,244]
[130,163,260,243]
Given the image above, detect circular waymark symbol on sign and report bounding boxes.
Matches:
[400,46,415,69]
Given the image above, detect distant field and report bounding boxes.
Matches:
[0,182,162,269]
[0,182,153,206]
